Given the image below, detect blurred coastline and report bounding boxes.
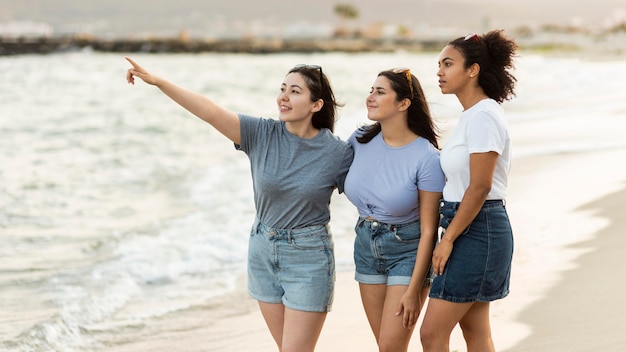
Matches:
[2,29,626,58]
[1,0,625,57]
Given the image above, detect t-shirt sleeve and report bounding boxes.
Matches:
[234,113,260,153]
[335,143,354,194]
[417,151,445,192]
[467,111,507,155]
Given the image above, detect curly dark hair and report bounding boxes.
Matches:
[288,65,342,132]
[449,29,518,103]
[356,69,439,149]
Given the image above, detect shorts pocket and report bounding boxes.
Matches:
[289,229,331,251]
[391,222,421,243]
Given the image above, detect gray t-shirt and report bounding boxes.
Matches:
[235,114,354,229]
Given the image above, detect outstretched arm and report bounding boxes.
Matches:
[125,56,241,144]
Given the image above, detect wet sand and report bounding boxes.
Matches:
[503,185,626,351]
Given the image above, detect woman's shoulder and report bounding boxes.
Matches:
[417,137,441,153]
[238,113,280,123]
[322,129,352,148]
[473,99,503,116]
[238,114,283,132]
[464,100,504,123]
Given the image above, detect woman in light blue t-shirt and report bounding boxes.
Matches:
[125,58,353,352]
[344,68,444,351]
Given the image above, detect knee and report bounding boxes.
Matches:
[377,337,406,352]
[421,324,453,351]
[420,324,440,349]
[459,321,492,345]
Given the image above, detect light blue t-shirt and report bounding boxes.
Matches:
[344,129,445,224]
[235,114,354,229]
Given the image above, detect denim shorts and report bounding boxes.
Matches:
[247,218,335,312]
[354,217,432,287]
[429,200,514,303]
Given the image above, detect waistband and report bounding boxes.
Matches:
[254,218,329,236]
[357,217,419,229]
[440,199,505,210]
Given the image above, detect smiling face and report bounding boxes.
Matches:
[437,45,474,96]
[365,75,406,122]
[276,72,322,124]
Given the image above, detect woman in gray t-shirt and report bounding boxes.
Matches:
[126,58,353,351]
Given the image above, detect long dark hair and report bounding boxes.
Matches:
[449,29,518,103]
[356,69,439,149]
[288,65,342,132]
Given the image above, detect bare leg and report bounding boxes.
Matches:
[258,302,285,349]
[360,284,429,352]
[459,302,495,352]
[281,307,327,352]
[258,302,327,352]
[420,298,474,352]
[377,285,428,352]
[359,283,387,341]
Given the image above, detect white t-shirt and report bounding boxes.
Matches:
[440,99,511,202]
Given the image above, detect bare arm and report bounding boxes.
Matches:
[396,189,441,328]
[432,151,498,276]
[125,56,241,144]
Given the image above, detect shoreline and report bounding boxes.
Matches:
[102,145,626,351]
[2,48,625,351]
[2,32,625,58]
[503,184,626,351]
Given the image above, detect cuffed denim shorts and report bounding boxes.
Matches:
[429,200,514,303]
[354,217,432,287]
[247,218,335,312]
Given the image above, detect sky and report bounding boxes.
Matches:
[0,0,624,38]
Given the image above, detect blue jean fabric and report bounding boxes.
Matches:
[247,218,335,312]
[354,218,432,286]
[429,200,514,302]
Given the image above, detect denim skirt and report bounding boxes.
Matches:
[429,200,513,303]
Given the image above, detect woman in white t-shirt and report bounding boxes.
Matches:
[420,30,518,352]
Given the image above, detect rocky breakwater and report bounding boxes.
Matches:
[0,35,447,55]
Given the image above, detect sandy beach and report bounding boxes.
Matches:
[3,50,625,351]
[120,79,626,351]
[504,184,626,351]
[135,144,626,352]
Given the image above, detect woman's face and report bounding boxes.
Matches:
[437,45,472,95]
[365,75,404,122]
[276,72,321,124]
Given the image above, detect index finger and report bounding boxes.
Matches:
[125,56,140,69]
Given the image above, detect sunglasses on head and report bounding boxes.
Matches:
[392,67,414,99]
[464,33,480,43]
[292,64,323,86]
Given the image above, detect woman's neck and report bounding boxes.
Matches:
[285,121,320,139]
[380,119,418,147]
[458,89,489,111]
